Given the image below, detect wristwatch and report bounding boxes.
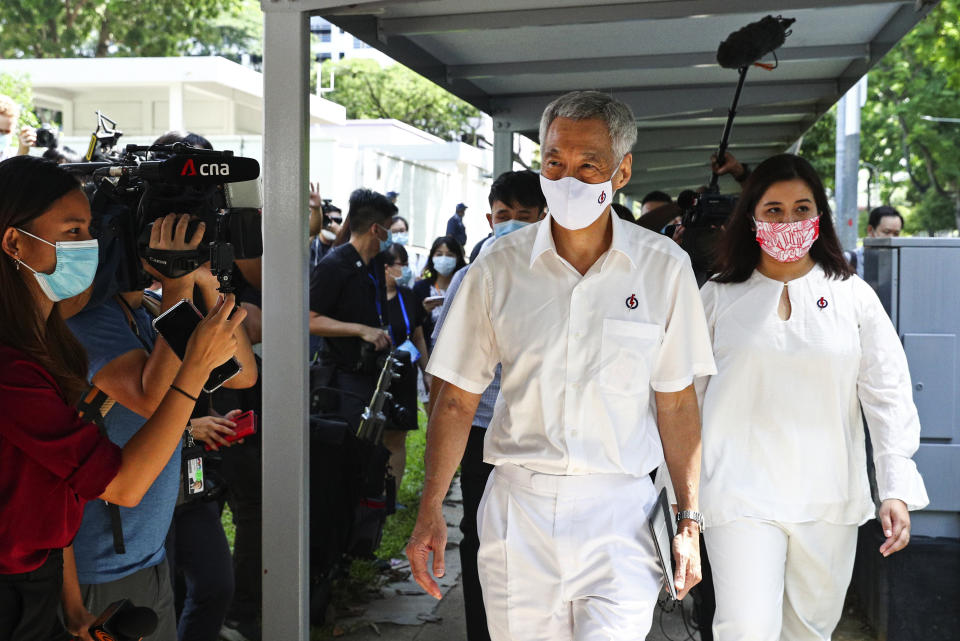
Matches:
[676,510,705,533]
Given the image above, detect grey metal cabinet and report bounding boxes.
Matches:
[864,236,960,538]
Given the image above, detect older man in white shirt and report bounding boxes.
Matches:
[406,91,716,641]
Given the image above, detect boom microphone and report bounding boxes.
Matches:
[107,155,260,185]
[87,599,158,641]
[716,15,795,69]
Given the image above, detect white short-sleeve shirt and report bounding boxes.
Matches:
[427,213,716,477]
[698,266,929,527]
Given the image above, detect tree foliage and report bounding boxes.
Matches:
[320,58,481,142]
[0,0,256,60]
[800,0,960,233]
[0,73,39,128]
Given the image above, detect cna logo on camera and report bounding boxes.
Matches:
[179,158,231,177]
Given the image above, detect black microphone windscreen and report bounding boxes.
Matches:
[113,606,159,638]
[158,155,260,185]
[716,16,795,70]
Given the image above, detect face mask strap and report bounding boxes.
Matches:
[15,227,56,249]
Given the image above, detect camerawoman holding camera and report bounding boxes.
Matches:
[59,211,257,639]
[0,155,244,640]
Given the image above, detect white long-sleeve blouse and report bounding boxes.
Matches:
[698,265,929,527]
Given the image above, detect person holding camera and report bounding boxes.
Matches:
[0,94,35,162]
[0,155,244,641]
[309,183,342,268]
[60,209,257,641]
[698,154,928,641]
[309,188,397,430]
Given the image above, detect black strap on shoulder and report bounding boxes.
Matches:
[77,386,125,555]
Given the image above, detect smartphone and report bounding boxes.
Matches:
[424,295,445,305]
[204,410,257,451]
[152,299,242,394]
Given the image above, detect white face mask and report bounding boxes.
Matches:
[539,164,619,230]
[0,133,11,150]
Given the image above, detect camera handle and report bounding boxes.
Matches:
[708,64,750,193]
[209,210,236,294]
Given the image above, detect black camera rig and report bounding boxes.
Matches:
[677,15,795,276]
[61,112,262,295]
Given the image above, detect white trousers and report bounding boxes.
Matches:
[476,464,663,641]
[705,518,858,641]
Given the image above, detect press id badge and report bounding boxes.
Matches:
[396,339,420,363]
[182,434,205,497]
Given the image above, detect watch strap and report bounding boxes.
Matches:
[676,509,704,532]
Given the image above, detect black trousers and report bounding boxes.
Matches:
[459,426,494,641]
[0,549,71,641]
[166,500,235,641]
[219,440,263,627]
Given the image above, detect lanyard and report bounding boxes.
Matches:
[368,273,385,326]
[392,289,412,343]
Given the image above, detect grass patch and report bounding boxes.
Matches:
[221,503,236,552]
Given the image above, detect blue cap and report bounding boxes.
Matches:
[386,191,399,199]
[456,202,468,211]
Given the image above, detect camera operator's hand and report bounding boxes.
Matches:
[189,409,243,451]
[17,125,36,154]
[359,325,392,351]
[142,213,206,284]
[183,294,246,375]
[710,152,747,182]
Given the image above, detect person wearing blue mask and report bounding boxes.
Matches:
[426,169,545,641]
[467,172,546,264]
[308,188,397,431]
[413,236,466,353]
[0,156,243,641]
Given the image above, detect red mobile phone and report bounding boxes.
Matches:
[204,410,257,451]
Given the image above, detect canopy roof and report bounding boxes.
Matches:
[319,0,938,196]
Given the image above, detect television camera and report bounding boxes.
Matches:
[61,111,262,294]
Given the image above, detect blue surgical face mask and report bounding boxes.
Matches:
[432,255,457,277]
[398,265,415,288]
[377,225,393,252]
[15,228,99,302]
[393,232,409,246]
[493,219,531,239]
[0,133,11,150]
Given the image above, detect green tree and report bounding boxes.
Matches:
[0,73,39,128]
[0,0,244,58]
[321,58,481,142]
[800,0,960,233]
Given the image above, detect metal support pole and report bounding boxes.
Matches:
[262,9,310,640]
[835,77,866,251]
[493,130,514,178]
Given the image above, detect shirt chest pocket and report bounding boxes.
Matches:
[598,319,662,395]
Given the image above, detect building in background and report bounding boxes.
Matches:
[309,17,393,66]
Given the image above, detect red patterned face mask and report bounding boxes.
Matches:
[754,217,820,262]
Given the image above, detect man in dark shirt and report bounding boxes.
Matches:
[446,202,468,248]
[308,189,397,429]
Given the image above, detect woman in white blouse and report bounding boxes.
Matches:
[699,154,928,641]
